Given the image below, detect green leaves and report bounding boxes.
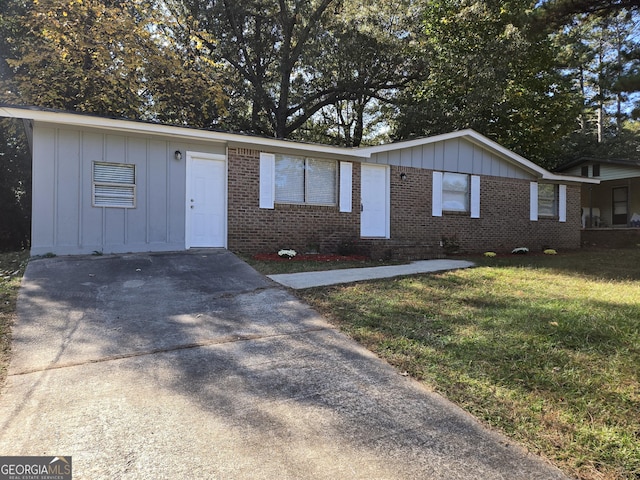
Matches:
[0,0,227,126]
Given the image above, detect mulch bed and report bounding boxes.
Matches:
[253,253,369,262]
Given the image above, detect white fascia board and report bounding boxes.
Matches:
[0,106,368,160]
[0,107,605,180]
[539,173,600,184]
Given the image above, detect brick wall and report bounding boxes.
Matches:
[227,148,360,255]
[227,149,582,258]
[385,166,581,256]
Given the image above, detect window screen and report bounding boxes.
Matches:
[275,155,336,205]
[442,172,469,212]
[538,184,557,217]
[275,155,305,203]
[93,162,136,208]
[306,159,336,205]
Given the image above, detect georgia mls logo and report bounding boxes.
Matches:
[0,456,72,480]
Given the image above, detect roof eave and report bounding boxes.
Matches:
[540,173,600,184]
[0,106,370,160]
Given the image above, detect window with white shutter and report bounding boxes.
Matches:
[538,184,557,217]
[92,162,136,208]
[274,154,337,206]
[442,172,470,212]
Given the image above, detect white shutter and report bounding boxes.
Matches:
[530,182,538,221]
[559,184,567,222]
[432,171,443,217]
[259,153,275,209]
[339,162,352,212]
[470,175,480,218]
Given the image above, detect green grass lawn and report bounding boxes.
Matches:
[296,248,640,480]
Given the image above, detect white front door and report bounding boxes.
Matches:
[360,164,389,238]
[186,152,227,248]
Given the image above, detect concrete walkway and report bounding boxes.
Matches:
[268,259,475,289]
[0,251,567,479]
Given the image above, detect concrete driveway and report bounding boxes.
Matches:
[0,251,568,479]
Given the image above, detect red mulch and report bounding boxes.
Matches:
[253,253,368,262]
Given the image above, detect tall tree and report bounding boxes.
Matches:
[294,0,423,146]
[392,0,581,168]
[535,0,640,30]
[553,9,640,160]
[0,0,226,124]
[166,0,422,141]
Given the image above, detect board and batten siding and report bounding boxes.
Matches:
[563,163,640,182]
[368,137,535,180]
[31,123,225,255]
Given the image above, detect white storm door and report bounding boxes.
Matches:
[360,164,389,238]
[186,153,227,248]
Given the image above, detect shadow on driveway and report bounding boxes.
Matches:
[0,250,568,479]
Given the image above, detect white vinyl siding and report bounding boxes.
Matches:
[92,162,135,208]
[275,154,337,206]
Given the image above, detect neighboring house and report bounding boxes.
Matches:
[557,157,640,228]
[0,105,597,259]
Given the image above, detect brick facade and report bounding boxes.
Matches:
[227,148,361,255]
[227,149,583,259]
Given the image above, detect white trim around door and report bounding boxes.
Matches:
[185,152,227,248]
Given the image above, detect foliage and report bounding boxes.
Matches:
[301,248,640,480]
[0,0,226,124]
[392,0,583,168]
[534,0,640,31]
[0,119,30,251]
[166,0,422,143]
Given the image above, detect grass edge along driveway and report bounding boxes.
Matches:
[2,248,639,479]
[295,249,640,480]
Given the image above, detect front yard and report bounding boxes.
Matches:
[2,248,638,479]
[280,249,639,480]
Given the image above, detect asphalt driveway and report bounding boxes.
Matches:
[0,250,568,479]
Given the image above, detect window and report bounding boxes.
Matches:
[592,164,600,177]
[93,162,136,208]
[274,154,337,205]
[432,172,480,218]
[581,166,589,177]
[442,172,469,212]
[538,183,557,217]
[612,187,628,225]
